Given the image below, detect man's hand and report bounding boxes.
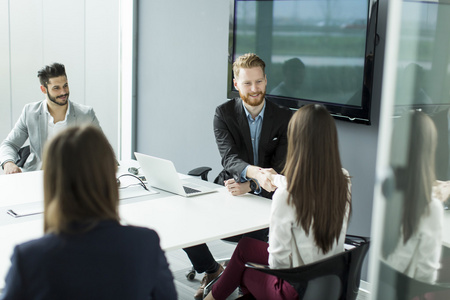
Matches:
[3,162,22,175]
[224,179,251,196]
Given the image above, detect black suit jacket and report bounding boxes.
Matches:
[213,98,292,198]
[0,221,177,300]
[432,109,449,180]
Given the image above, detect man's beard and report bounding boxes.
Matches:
[240,90,265,107]
[47,90,69,106]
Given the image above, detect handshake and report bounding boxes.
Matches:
[254,168,279,192]
[224,166,279,196]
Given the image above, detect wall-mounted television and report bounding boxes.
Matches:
[227,0,379,125]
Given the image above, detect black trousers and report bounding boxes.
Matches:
[182,228,269,274]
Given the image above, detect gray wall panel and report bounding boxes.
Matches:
[136,0,229,177]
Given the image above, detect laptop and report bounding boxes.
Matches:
[134,152,217,197]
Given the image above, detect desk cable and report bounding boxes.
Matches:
[117,173,149,191]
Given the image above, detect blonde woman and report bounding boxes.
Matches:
[0,125,176,300]
[205,104,351,300]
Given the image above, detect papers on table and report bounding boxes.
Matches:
[6,184,158,218]
[7,202,43,218]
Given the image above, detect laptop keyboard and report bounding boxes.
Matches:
[183,186,201,194]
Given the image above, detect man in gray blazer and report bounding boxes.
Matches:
[0,63,100,174]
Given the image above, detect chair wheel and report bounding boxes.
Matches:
[185,269,196,280]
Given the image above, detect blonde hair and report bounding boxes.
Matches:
[283,104,351,254]
[42,125,119,234]
[233,53,265,79]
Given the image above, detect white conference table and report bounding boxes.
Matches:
[0,161,272,289]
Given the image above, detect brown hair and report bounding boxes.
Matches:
[395,111,437,243]
[37,63,67,87]
[283,104,351,254]
[233,53,265,79]
[42,125,119,234]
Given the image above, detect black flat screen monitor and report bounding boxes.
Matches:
[228,0,379,125]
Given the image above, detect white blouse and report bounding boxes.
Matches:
[385,196,443,283]
[268,169,351,269]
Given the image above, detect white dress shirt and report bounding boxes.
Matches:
[44,101,69,141]
[385,196,444,283]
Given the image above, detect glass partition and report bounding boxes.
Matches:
[372,0,450,298]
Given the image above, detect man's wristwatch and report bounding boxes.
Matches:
[249,178,260,193]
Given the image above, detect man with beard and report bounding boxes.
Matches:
[185,53,292,299]
[0,63,101,174]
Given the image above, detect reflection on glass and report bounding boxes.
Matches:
[375,0,450,298]
[269,58,305,98]
[383,111,444,283]
[397,63,432,106]
[394,1,450,115]
[432,108,450,183]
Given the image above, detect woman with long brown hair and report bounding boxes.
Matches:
[384,110,443,283]
[1,125,177,300]
[204,104,352,300]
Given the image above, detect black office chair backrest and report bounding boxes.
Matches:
[378,260,450,300]
[345,235,370,299]
[16,146,31,168]
[246,235,370,300]
[187,166,212,182]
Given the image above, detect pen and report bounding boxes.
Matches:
[7,209,18,218]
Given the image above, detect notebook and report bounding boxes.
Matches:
[134,152,217,197]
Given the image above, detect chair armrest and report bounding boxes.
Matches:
[345,235,370,248]
[188,166,212,181]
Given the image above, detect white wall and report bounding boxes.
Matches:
[0,0,120,156]
[136,0,229,177]
[0,1,11,140]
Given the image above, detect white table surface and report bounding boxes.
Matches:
[0,161,272,288]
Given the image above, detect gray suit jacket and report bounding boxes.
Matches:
[0,100,100,171]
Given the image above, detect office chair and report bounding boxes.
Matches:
[187,167,212,182]
[16,146,31,168]
[378,260,450,300]
[185,166,213,280]
[239,235,370,300]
